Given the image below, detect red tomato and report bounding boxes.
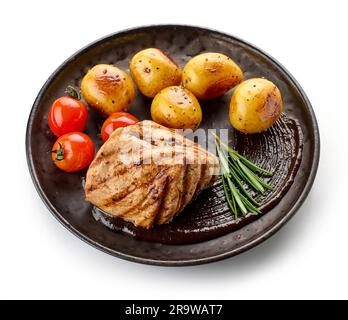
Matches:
[101,112,139,142]
[51,132,95,172]
[48,96,88,137]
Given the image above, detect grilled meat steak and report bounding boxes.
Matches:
[85,120,220,228]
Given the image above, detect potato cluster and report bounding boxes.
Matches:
[80,48,282,133]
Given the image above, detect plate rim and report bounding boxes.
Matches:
[26,24,320,266]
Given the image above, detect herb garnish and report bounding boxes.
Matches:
[212,133,273,219]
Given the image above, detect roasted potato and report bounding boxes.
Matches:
[229,78,282,133]
[130,48,182,98]
[151,86,202,130]
[81,64,135,115]
[182,52,243,100]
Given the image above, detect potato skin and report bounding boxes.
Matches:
[130,48,182,98]
[229,78,282,133]
[81,64,135,115]
[151,86,202,130]
[182,52,243,100]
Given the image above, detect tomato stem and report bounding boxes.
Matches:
[65,85,81,100]
[52,142,64,161]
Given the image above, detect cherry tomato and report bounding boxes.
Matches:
[48,95,88,137]
[51,132,95,172]
[101,112,139,142]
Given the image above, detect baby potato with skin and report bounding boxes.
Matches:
[130,48,182,98]
[81,64,135,115]
[151,86,202,130]
[182,52,243,100]
[229,78,282,133]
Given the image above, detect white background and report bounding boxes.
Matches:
[0,0,347,300]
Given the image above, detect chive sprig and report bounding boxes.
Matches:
[213,133,273,219]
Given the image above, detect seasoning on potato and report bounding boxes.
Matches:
[229,78,282,133]
[81,64,135,115]
[182,52,243,100]
[130,48,182,98]
[151,86,202,130]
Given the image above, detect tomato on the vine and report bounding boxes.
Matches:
[48,87,88,137]
[101,112,139,142]
[51,132,94,172]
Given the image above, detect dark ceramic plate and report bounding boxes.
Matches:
[26,25,320,266]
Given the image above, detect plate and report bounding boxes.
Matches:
[26,25,320,266]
